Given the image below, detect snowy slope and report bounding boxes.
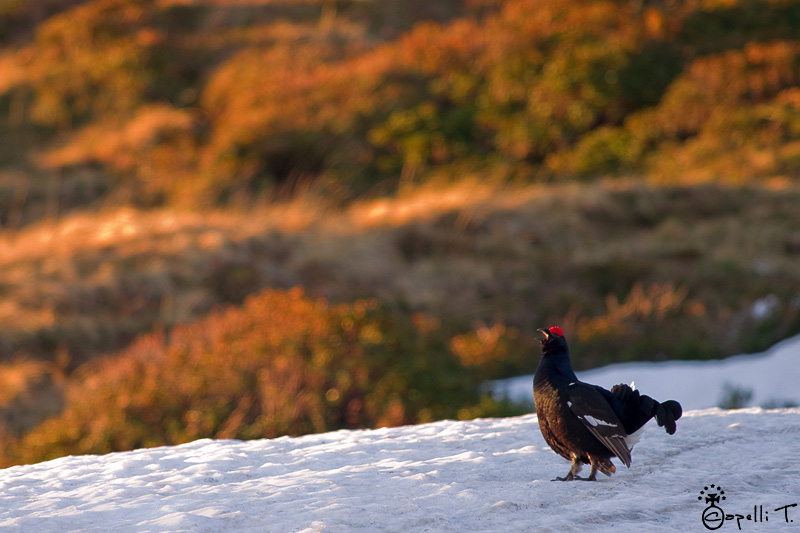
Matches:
[490,334,800,411]
[1,408,799,532]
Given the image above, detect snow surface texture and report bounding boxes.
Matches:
[2,337,800,531]
[1,408,799,532]
[490,333,800,411]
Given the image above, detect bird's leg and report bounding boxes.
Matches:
[578,460,599,482]
[554,456,582,481]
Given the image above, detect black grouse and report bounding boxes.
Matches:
[533,326,682,481]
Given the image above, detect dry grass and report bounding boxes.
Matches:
[0,358,64,439]
[4,0,799,217]
[0,0,798,458]
[0,179,799,437]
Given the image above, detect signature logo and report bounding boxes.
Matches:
[699,484,797,530]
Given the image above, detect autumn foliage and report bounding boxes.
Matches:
[1,0,800,467]
[1,0,799,215]
[4,288,515,465]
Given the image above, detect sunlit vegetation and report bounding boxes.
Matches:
[0,0,799,466]
[0,0,799,218]
[1,180,799,466]
[3,288,522,466]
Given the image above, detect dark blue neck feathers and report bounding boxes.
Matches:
[536,343,578,383]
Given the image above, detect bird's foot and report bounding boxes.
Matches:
[553,473,576,481]
[554,458,585,481]
[553,474,598,481]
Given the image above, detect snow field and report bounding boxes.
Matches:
[1,408,799,532]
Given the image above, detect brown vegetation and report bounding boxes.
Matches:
[1,0,799,220]
[1,180,799,466]
[0,0,798,466]
[4,288,520,466]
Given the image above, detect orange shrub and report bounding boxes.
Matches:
[26,0,161,128]
[5,0,800,209]
[7,288,516,465]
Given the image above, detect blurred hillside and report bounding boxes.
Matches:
[1,0,800,222]
[1,181,799,465]
[0,0,800,466]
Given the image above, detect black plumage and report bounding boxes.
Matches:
[532,326,682,481]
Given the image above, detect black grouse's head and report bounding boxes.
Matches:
[537,326,569,355]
